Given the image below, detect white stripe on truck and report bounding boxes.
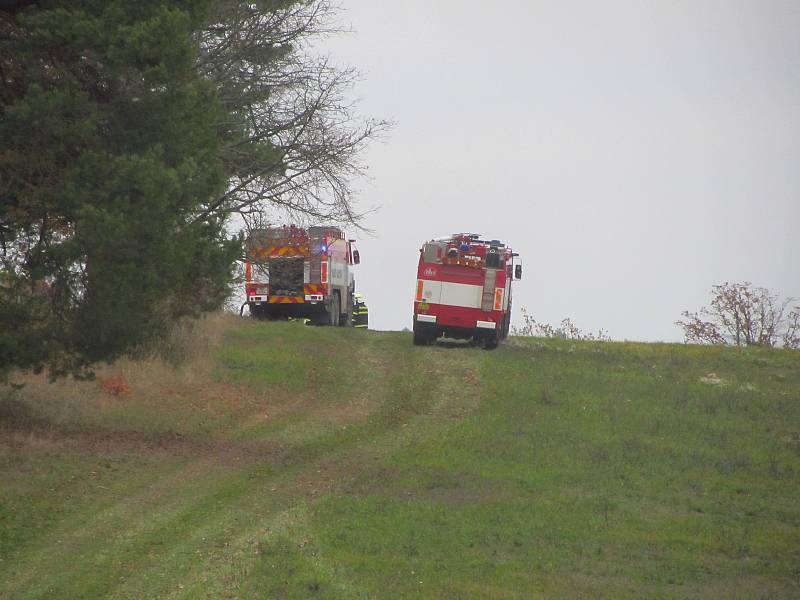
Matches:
[419,280,482,309]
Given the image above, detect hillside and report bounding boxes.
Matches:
[1,315,799,599]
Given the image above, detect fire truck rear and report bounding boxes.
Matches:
[245,225,360,325]
[413,233,522,349]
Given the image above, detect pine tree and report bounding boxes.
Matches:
[1,1,238,377]
[1,0,386,379]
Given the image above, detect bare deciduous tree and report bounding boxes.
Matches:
[677,282,799,349]
[194,0,392,229]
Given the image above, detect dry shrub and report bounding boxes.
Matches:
[141,311,233,366]
[120,311,240,400]
[513,308,611,341]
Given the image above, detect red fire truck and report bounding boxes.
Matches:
[244,225,360,325]
[413,233,522,349]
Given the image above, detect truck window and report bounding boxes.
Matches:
[422,242,443,264]
[486,247,501,268]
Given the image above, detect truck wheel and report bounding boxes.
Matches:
[482,330,500,350]
[413,323,433,346]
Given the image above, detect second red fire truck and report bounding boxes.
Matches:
[413,233,522,349]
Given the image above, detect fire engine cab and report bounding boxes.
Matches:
[413,233,522,349]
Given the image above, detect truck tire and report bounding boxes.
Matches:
[413,322,433,346]
[482,329,500,350]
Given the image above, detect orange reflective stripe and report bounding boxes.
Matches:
[493,288,503,311]
[321,261,328,284]
[263,245,309,257]
[416,280,424,301]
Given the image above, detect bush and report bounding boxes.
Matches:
[513,308,611,341]
[677,282,799,349]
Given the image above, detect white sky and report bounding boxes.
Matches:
[317,0,800,340]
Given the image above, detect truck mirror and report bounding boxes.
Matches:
[515,264,522,280]
[352,249,360,265]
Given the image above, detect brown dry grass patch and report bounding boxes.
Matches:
[0,312,275,458]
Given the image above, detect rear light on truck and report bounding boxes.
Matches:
[416,280,424,302]
[493,288,504,311]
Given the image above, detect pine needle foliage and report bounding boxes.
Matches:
[1,1,238,377]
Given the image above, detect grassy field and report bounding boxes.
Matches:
[1,314,799,598]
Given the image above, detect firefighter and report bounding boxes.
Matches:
[353,293,368,329]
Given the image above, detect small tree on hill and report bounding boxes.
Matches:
[677,282,799,349]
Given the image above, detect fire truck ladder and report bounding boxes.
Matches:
[481,268,498,312]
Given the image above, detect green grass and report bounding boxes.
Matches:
[1,318,799,598]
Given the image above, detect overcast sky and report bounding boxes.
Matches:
[317,0,799,340]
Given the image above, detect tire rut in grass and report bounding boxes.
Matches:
[216,341,488,595]
[126,336,488,597]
